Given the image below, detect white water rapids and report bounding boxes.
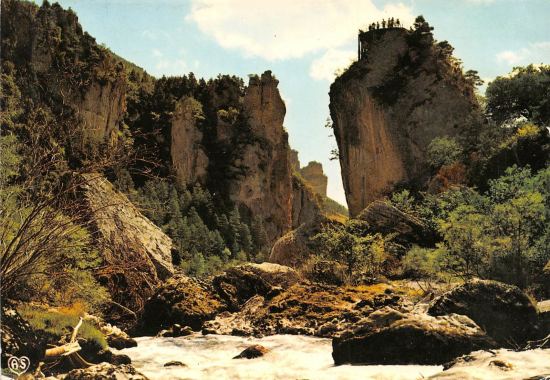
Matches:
[117,334,442,380]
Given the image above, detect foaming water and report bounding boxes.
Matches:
[118,334,442,380]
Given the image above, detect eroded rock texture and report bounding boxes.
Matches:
[80,174,174,310]
[330,27,479,216]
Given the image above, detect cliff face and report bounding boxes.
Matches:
[1,0,127,146]
[169,72,298,243]
[330,27,479,216]
[232,72,294,241]
[171,97,209,186]
[80,174,174,309]
[300,161,328,198]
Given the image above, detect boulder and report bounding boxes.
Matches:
[96,349,132,365]
[212,263,300,310]
[157,324,193,338]
[428,280,541,346]
[332,307,496,365]
[357,200,435,246]
[100,324,137,350]
[428,348,550,379]
[60,363,148,380]
[233,345,270,359]
[163,361,187,367]
[140,275,225,335]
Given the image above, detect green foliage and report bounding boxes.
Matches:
[313,220,387,281]
[402,245,442,280]
[399,165,550,293]
[17,304,107,349]
[129,178,262,276]
[486,64,550,126]
[426,136,463,169]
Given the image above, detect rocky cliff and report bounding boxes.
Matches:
[299,161,328,198]
[169,72,312,243]
[330,26,480,216]
[80,174,174,310]
[1,0,127,146]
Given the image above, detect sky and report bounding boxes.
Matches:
[41,0,550,205]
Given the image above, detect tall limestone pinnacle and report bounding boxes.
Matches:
[330,23,480,216]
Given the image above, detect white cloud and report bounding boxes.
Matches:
[464,0,496,3]
[496,42,550,66]
[150,49,188,77]
[187,0,414,61]
[310,49,356,81]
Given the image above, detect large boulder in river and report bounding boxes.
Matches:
[212,263,300,310]
[80,174,174,312]
[428,280,541,346]
[332,307,496,365]
[357,200,435,246]
[140,275,225,334]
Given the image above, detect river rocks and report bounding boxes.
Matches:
[140,275,225,335]
[428,280,541,346]
[202,295,265,336]
[59,363,148,380]
[157,324,193,338]
[428,348,550,379]
[233,345,270,359]
[96,349,132,365]
[332,307,496,365]
[163,361,187,367]
[357,200,435,246]
[212,263,300,310]
[299,161,328,198]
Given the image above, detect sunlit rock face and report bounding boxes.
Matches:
[300,161,328,198]
[1,0,127,146]
[330,28,480,216]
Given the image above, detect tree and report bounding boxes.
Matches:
[438,205,496,280]
[427,136,463,169]
[313,220,386,281]
[486,64,550,125]
[464,70,484,87]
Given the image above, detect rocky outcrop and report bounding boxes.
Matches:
[269,221,322,268]
[80,174,174,304]
[357,200,436,246]
[212,263,300,310]
[1,0,127,146]
[171,97,209,186]
[332,307,496,365]
[429,349,550,379]
[291,175,322,229]
[205,282,407,338]
[289,149,300,171]
[233,345,270,359]
[140,275,225,334]
[330,26,480,216]
[299,161,328,197]
[228,72,293,242]
[428,280,541,346]
[59,363,148,380]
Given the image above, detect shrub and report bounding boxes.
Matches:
[17,304,107,349]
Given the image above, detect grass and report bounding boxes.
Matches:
[16,304,107,349]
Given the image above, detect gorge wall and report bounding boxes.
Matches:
[330,26,480,216]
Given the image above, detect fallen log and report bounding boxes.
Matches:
[43,316,94,368]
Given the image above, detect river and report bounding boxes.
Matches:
[117,334,442,380]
